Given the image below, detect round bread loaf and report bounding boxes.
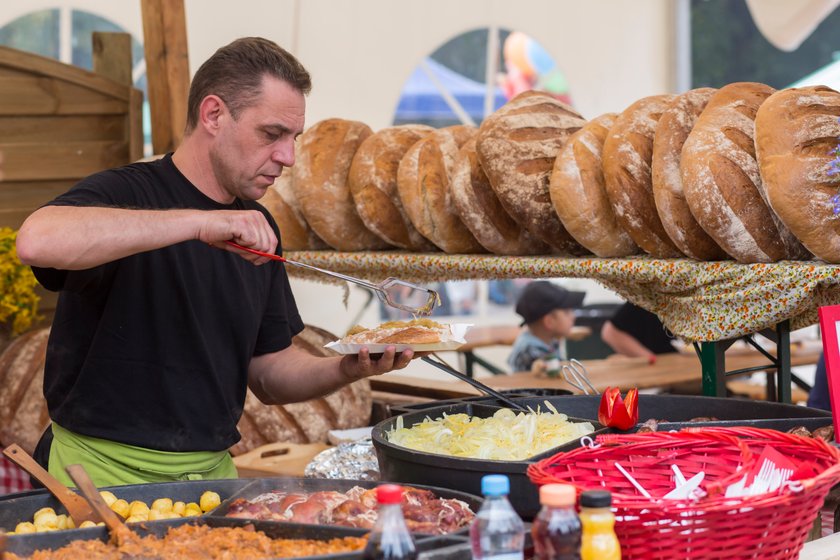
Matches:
[603,94,682,257]
[755,85,840,263]
[652,88,727,260]
[549,113,639,257]
[451,137,548,255]
[396,125,486,254]
[293,118,391,251]
[681,82,810,263]
[348,125,437,251]
[261,167,329,251]
[476,91,589,255]
[0,328,50,454]
[231,325,371,455]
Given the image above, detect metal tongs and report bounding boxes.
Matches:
[225,241,440,316]
[560,359,598,395]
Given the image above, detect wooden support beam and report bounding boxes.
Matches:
[92,32,143,162]
[92,32,132,86]
[140,0,190,154]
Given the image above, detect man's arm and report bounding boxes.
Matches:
[601,320,655,359]
[16,205,279,270]
[247,344,415,405]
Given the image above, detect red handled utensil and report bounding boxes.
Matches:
[225,241,440,316]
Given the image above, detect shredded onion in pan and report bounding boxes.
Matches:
[387,401,594,460]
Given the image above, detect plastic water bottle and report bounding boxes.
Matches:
[470,474,526,560]
[362,484,417,560]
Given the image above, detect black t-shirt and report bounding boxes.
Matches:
[609,302,677,355]
[33,155,305,452]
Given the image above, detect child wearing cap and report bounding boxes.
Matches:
[507,281,586,374]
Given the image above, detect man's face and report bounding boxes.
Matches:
[210,76,306,202]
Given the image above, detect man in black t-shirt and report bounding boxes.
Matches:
[15,37,415,486]
[601,302,677,363]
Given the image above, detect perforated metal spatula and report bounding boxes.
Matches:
[225,241,440,316]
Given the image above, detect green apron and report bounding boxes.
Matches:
[48,423,238,487]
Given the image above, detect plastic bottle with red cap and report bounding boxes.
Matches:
[531,483,581,559]
[362,484,418,560]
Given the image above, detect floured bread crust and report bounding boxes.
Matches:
[603,94,682,257]
[348,125,438,251]
[755,86,840,263]
[681,82,810,263]
[550,112,639,257]
[651,88,727,260]
[476,91,589,255]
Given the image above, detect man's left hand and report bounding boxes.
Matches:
[339,346,415,381]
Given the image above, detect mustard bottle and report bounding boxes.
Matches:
[579,490,621,560]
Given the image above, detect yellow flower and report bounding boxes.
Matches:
[0,227,40,336]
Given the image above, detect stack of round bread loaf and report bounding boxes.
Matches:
[268,85,840,263]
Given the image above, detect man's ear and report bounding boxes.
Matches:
[198,95,226,134]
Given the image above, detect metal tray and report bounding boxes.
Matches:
[372,402,607,520]
[208,476,482,536]
[4,516,468,559]
[0,478,251,534]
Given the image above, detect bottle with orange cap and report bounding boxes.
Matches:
[531,483,582,560]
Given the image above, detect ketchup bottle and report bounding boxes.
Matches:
[362,484,417,560]
[531,484,581,560]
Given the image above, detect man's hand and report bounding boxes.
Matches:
[198,209,278,265]
[339,346,415,381]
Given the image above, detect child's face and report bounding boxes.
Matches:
[545,308,576,337]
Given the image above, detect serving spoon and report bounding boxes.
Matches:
[2,444,100,526]
[65,464,133,546]
[224,241,440,316]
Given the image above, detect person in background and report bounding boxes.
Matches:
[507,281,585,373]
[807,354,831,411]
[15,37,415,487]
[600,302,677,364]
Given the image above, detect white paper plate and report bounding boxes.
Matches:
[324,323,472,355]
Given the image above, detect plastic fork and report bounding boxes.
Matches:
[224,241,440,316]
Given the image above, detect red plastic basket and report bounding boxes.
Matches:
[527,427,840,560]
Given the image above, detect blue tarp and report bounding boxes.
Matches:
[395,57,508,121]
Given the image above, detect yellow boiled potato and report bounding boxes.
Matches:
[148,509,166,521]
[33,508,59,530]
[111,499,130,518]
[128,501,150,518]
[183,503,202,517]
[151,498,173,513]
[172,501,186,516]
[199,491,220,512]
[79,520,98,529]
[125,515,146,524]
[14,522,36,534]
[160,511,180,520]
[55,514,69,530]
[65,516,75,529]
[99,491,118,507]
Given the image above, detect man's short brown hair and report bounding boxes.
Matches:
[185,37,311,131]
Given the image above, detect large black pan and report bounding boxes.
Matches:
[372,394,832,519]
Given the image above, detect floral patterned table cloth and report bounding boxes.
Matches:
[285,251,840,342]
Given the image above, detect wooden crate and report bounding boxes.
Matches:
[0,43,142,231]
